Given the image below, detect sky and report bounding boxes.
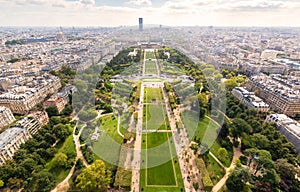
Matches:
[0,0,300,27]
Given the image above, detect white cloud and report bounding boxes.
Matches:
[0,0,299,26]
[125,0,152,7]
[80,0,95,5]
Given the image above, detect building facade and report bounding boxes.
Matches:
[0,107,15,130]
[232,87,269,112]
[0,127,30,165]
[0,111,48,165]
[18,111,49,135]
[0,75,61,114]
[246,74,300,116]
[266,114,300,153]
[139,18,143,32]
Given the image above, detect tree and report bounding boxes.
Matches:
[21,158,37,174]
[244,149,273,176]
[275,159,300,192]
[52,153,68,168]
[193,182,199,190]
[78,109,98,122]
[46,106,59,117]
[75,160,111,192]
[34,171,55,192]
[0,180,4,188]
[53,124,71,141]
[7,177,23,189]
[244,133,270,149]
[62,104,73,116]
[226,167,251,192]
[229,118,252,139]
[13,149,27,163]
[218,148,227,160]
[225,79,238,90]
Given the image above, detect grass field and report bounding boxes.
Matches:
[140,132,184,191]
[144,87,164,103]
[90,114,123,165]
[44,134,76,186]
[206,154,226,184]
[146,51,155,59]
[140,87,184,191]
[145,60,158,74]
[209,141,233,168]
[194,117,220,142]
[160,60,184,75]
[99,114,123,144]
[143,104,170,131]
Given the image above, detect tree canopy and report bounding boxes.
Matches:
[75,160,111,192]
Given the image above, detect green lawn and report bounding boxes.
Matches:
[194,117,220,142]
[160,60,184,75]
[192,117,233,167]
[144,87,164,103]
[145,60,158,74]
[209,141,233,168]
[206,154,226,185]
[143,104,170,131]
[146,51,155,59]
[142,132,169,149]
[140,132,184,191]
[147,160,176,185]
[44,134,76,186]
[89,114,123,165]
[99,114,123,144]
[92,131,122,166]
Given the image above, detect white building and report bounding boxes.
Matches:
[261,49,283,60]
[0,75,61,114]
[0,127,30,165]
[266,114,300,153]
[0,107,15,130]
[232,87,269,112]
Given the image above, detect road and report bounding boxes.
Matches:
[51,122,88,192]
[52,110,107,192]
[131,82,145,192]
[162,87,203,192]
[212,138,242,192]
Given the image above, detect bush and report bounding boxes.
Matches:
[233,140,240,148]
[202,175,213,191]
[239,155,248,165]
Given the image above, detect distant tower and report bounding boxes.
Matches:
[139,18,143,32]
[56,27,66,41]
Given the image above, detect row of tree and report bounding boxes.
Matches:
[0,116,73,191]
[223,76,300,191]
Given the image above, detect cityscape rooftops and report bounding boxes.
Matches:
[267,114,300,137]
[0,126,24,149]
[249,73,300,101]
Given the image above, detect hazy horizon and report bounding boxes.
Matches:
[1,0,300,27]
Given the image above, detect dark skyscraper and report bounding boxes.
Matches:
[139,18,143,31]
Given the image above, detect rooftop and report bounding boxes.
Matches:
[0,126,24,149]
[268,114,300,137]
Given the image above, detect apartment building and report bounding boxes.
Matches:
[0,75,61,114]
[43,85,74,113]
[0,111,48,165]
[246,73,300,116]
[0,107,15,130]
[232,87,269,112]
[0,126,30,165]
[266,114,300,153]
[18,111,49,135]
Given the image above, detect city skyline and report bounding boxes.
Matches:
[1,0,300,27]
